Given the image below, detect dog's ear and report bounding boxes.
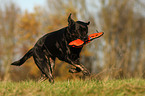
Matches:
[86,21,90,25]
[68,13,75,26]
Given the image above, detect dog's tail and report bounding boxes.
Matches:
[11,48,34,66]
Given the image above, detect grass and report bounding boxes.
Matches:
[0,79,145,96]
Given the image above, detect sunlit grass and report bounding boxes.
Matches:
[0,79,145,96]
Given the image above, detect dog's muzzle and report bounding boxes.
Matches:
[80,36,88,41]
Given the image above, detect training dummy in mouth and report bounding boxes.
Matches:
[69,31,104,48]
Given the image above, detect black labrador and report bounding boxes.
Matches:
[11,14,90,83]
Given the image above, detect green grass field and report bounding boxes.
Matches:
[0,79,145,96]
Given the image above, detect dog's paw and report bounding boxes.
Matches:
[69,68,81,73]
[82,70,91,76]
[69,68,78,73]
[49,79,54,84]
[38,75,47,82]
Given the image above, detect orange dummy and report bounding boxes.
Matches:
[69,32,104,48]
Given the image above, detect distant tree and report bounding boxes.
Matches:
[98,0,145,79]
[0,2,20,80]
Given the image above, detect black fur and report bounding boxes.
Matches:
[11,14,90,83]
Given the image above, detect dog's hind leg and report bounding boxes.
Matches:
[49,57,55,73]
[39,56,55,82]
[38,57,55,83]
[33,49,54,83]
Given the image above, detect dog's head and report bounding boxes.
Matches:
[67,13,90,41]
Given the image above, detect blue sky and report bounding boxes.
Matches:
[14,0,46,12]
[0,0,103,18]
[12,0,99,13]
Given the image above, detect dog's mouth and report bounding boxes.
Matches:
[71,34,88,42]
[80,36,88,42]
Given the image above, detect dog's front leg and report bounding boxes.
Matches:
[75,64,90,76]
[67,57,90,76]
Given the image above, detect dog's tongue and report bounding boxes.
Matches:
[69,39,84,46]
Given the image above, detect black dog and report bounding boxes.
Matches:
[11,14,90,83]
